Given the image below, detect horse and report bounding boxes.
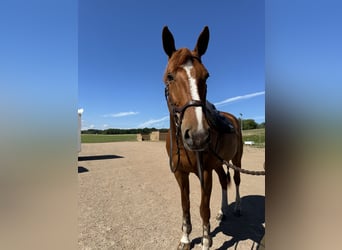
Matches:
[162,26,243,250]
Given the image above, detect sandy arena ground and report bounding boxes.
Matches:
[78,141,265,250]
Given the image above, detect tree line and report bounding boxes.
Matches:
[81,119,264,135]
[81,127,168,135]
[240,119,265,130]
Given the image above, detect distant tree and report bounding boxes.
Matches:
[257,122,265,129]
[142,127,150,134]
[243,119,258,130]
[82,127,172,134]
[82,129,102,134]
[103,128,115,134]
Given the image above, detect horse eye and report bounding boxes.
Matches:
[167,73,174,82]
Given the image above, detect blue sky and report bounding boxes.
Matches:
[1,2,341,247]
[79,0,264,130]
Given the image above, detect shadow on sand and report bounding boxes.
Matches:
[78,166,89,173]
[192,195,265,249]
[78,155,124,174]
[78,155,124,161]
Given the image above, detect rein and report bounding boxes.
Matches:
[165,80,206,174]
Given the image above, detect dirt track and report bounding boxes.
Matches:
[78,141,265,250]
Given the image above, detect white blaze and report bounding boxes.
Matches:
[182,60,203,131]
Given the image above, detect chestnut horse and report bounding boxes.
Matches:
[162,26,243,250]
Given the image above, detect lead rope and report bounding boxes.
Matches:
[209,147,265,176]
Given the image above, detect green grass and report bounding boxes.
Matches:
[242,128,265,147]
[81,134,137,143]
[81,128,265,147]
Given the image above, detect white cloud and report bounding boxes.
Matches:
[138,116,169,128]
[103,111,139,118]
[214,91,265,107]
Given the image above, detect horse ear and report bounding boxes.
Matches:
[194,26,209,58]
[162,26,176,58]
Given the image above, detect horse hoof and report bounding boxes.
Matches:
[201,237,213,249]
[177,242,191,250]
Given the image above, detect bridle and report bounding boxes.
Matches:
[165,83,206,135]
[164,56,207,132]
[164,63,208,187]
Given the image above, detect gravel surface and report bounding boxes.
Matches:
[78,141,265,250]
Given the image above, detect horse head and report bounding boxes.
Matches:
[162,26,210,151]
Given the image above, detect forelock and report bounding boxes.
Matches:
[167,48,193,72]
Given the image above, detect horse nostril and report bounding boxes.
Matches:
[184,129,191,140]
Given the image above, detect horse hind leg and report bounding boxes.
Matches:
[232,157,242,216]
[214,166,229,221]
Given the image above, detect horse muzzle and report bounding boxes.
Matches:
[182,128,210,151]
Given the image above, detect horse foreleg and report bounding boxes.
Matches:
[175,171,192,250]
[233,162,242,216]
[214,166,228,221]
[200,170,213,250]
